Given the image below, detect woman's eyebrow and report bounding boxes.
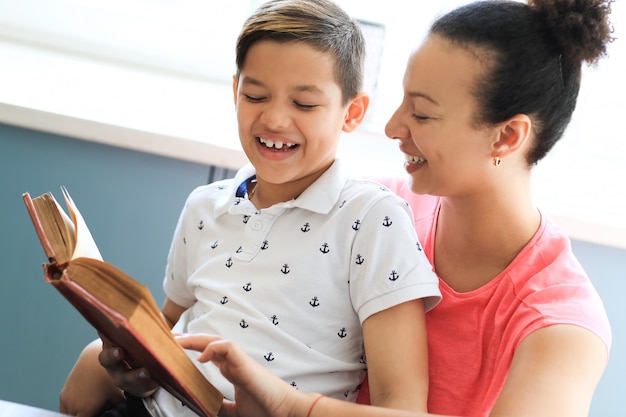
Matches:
[408,91,439,106]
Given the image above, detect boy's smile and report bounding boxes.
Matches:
[233,40,352,206]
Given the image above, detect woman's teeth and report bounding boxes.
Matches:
[259,137,296,150]
[405,154,426,164]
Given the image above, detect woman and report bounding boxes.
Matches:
[176,0,613,416]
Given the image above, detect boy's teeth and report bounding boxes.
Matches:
[405,154,426,164]
[259,137,295,149]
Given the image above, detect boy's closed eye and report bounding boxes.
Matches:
[293,101,318,110]
[243,94,265,103]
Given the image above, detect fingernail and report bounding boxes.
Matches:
[139,370,150,379]
[112,348,121,359]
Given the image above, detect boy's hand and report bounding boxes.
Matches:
[98,336,160,398]
[60,339,125,417]
[178,334,309,417]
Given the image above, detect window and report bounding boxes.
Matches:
[1,0,624,246]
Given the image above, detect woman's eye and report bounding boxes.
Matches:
[412,114,431,122]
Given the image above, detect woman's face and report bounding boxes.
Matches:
[385,35,500,197]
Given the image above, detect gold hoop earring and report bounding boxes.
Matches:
[493,157,502,167]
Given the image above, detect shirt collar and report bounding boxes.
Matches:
[214,160,348,216]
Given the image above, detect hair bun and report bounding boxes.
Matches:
[529,0,614,65]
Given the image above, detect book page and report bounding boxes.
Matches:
[48,193,76,252]
[61,186,103,261]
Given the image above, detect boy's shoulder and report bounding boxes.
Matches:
[342,176,406,202]
[184,178,236,207]
[335,176,413,214]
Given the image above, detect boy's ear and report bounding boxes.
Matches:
[492,113,532,160]
[232,74,239,106]
[342,93,370,133]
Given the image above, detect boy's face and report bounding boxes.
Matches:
[234,40,354,202]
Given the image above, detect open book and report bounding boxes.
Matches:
[22,187,222,417]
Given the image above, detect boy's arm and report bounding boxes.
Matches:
[161,297,187,328]
[361,299,429,412]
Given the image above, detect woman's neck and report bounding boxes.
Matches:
[433,187,540,292]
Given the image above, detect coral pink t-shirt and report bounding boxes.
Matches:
[357,177,611,416]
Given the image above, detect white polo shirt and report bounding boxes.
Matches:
[149,160,440,417]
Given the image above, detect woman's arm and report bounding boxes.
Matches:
[59,339,124,416]
[178,334,452,417]
[490,324,607,417]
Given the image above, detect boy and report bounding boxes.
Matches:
[60,1,440,416]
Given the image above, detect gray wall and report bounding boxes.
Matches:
[1,123,624,415]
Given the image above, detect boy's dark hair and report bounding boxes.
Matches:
[430,0,613,165]
[236,0,365,105]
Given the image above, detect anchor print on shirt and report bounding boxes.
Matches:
[198,220,204,230]
[352,219,361,231]
[243,215,250,224]
[291,382,298,389]
[211,240,219,249]
[220,296,228,305]
[301,222,311,233]
[225,257,233,268]
[243,282,252,292]
[382,216,393,227]
[355,254,365,265]
[338,327,347,338]
[416,241,423,251]
[281,264,290,275]
[261,240,269,250]
[319,243,330,254]
[264,352,275,362]
[388,270,400,281]
[309,296,320,307]
[270,315,279,325]
[239,319,249,329]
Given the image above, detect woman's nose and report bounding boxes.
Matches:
[385,107,406,141]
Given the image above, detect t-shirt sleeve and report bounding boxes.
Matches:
[162,194,198,308]
[348,193,441,324]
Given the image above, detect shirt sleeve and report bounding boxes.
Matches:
[348,193,441,324]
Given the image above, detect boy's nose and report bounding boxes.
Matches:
[260,103,290,129]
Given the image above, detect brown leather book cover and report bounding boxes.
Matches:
[23,189,222,417]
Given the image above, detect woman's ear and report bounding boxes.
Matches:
[342,93,370,133]
[492,113,532,160]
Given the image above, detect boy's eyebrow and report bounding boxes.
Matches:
[241,76,324,95]
[408,91,439,106]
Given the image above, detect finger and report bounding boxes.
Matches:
[217,399,238,417]
[176,334,223,353]
[98,346,126,368]
[118,368,159,396]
